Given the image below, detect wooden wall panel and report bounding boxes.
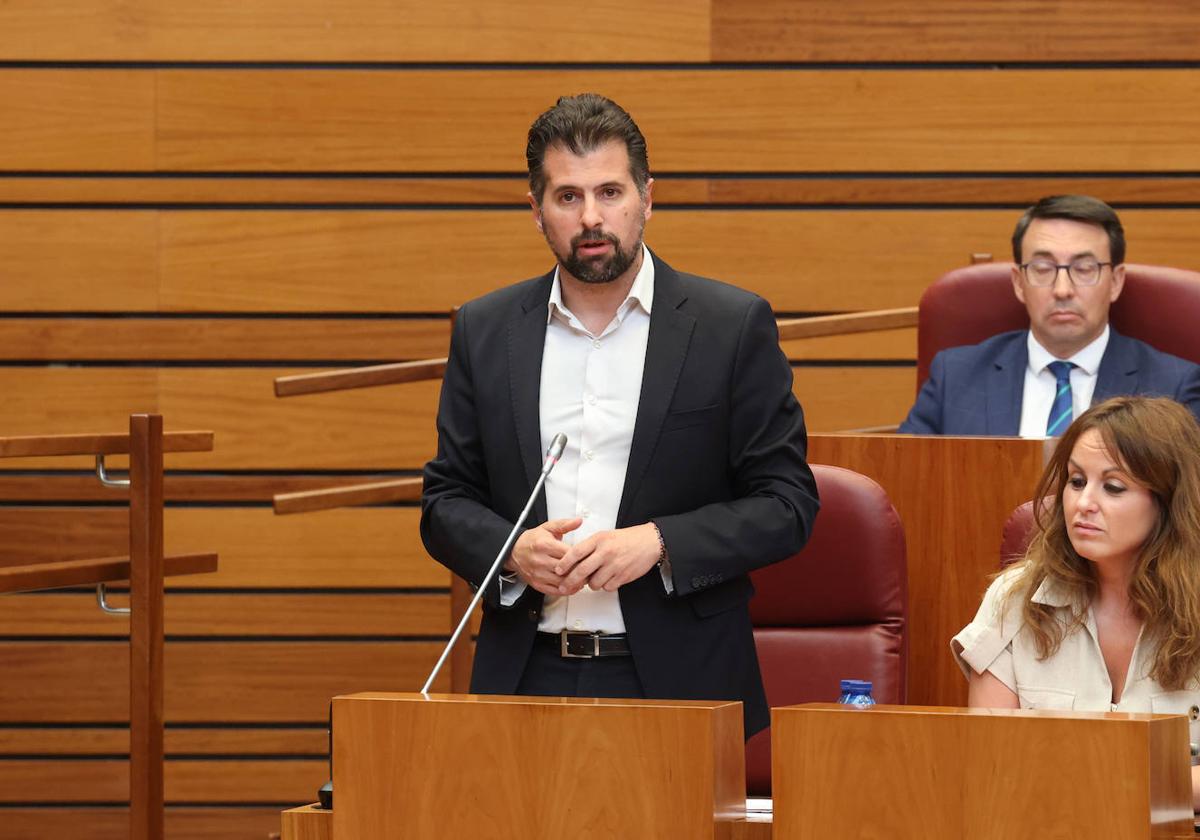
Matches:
[0,209,1193,315]
[0,0,710,62]
[0,212,158,312]
[6,1,1200,63]
[10,175,1200,208]
[0,592,448,636]
[2,808,285,840]
[0,72,155,171]
[0,759,325,802]
[0,317,908,363]
[0,728,327,755]
[711,0,1200,62]
[0,364,908,471]
[0,641,446,722]
[152,70,1200,172]
[0,508,442,588]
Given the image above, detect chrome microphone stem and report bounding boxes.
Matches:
[421,434,565,694]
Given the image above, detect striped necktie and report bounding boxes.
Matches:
[1045,360,1076,436]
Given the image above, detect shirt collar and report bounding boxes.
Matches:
[547,243,654,325]
[1029,574,1075,608]
[1027,324,1110,377]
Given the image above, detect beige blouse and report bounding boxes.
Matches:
[952,567,1200,761]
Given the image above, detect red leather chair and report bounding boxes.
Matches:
[745,464,907,795]
[1000,499,1038,569]
[917,263,1200,390]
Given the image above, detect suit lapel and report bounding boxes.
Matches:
[508,273,554,506]
[617,256,695,526]
[1093,330,1136,403]
[985,334,1027,435]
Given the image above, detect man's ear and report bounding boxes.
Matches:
[1010,263,1026,305]
[528,191,543,233]
[1110,263,1126,302]
[642,177,654,223]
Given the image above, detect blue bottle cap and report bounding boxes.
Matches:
[839,679,873,693]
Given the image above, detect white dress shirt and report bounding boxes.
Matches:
[500,245,662,633]
[1018,326,1110,438]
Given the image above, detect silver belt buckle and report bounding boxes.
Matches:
[559,630,599,658]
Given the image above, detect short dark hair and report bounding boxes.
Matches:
[1011,195,1125,265]
[526,93,650,205]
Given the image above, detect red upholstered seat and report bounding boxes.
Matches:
[1000,499,1038,569]
[917,263,1200,390]
[745,464,907,796]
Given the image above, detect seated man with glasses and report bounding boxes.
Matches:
[900,194,1200,435]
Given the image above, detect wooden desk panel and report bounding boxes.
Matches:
[808,435,1047,706]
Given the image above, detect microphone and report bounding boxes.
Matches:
[420,433,568,693]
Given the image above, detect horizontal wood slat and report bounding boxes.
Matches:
[0,641,448,721]
[4,1,1200,63]
[0,430,212,458]
[8,69,1200,172]
[0,318,450,362]
[711,0,1200,62]
[0,0,710,62]
[0,592,448,636]
[0,71,155,171]
[0,473,415,503]
[0,728,327,755]
[150,69,1200,172]
[0,365,915,469]
[1,807,285,840]
[6,210,1200,315]
[0,318,913,362]
[0,508,444,588]
[0,758,325,802]
[9,175,1200,207]
[0,553,216,593]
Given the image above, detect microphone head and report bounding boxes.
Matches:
[547,433,568,461]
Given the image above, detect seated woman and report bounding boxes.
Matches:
[952,395,1200,808]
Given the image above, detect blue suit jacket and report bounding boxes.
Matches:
[899,329,1200,435]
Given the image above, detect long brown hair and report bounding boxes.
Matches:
[1008,396,1200,690]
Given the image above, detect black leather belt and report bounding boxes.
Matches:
[537,630,632,658]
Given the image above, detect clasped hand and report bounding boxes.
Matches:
[505,519,661,596]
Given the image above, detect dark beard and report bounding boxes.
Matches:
[558,230,640,285]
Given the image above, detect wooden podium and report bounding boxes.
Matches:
[329,692,745,840]
[772,704,1195,839]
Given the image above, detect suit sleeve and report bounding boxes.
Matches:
[898,351,947,434]
[1175,362,1200,426]
[420,305,524,608]
[652,297,820,597]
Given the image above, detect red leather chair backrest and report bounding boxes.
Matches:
[916,263,1200,391]
[1001,499,1037,568]
[744,464,907,796]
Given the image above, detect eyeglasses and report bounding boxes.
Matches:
[1020,257,1112,287]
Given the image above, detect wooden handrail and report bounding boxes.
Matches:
[273,477,422,514]
[776,306,918,341]
[0,430,213,458]
[274,358,447,397]
[0,553,218,594]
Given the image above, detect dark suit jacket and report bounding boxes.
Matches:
[899,328,1200,435]
[420,252,820,736]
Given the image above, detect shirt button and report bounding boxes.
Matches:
[587,394,597,405]
[580,508,591,518]
[592,339,601,349]
[584,449,594,461]
[573,620,583,629]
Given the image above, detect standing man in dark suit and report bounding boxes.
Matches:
[420,93,819,737]
[900,195,1200,435]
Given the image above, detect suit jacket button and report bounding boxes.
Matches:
[527,610,539,622]
[691,577,702,589]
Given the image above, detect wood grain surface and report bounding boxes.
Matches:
[808,435,1048,707]
[0,642,449,721]
[333,693,744,840]
[772,704,1193,839]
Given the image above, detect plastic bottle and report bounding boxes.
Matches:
[837,678,876,707]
